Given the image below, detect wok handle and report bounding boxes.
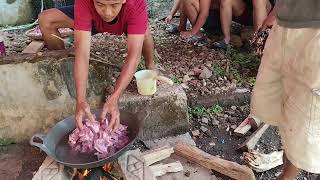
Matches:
[29,133,49,153]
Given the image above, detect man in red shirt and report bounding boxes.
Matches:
[38,0,156,130]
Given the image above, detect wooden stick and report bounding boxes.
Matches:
[175,143,255,180]
[234,116,261,136]
[149,161,183,177]
[238,123,270,152]
[142,146,174,166]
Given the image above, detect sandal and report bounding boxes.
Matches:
[210,39,231,50]
[167,25,181,34]
[183,33,206,45]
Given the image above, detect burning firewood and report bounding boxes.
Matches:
[244,150,284,172]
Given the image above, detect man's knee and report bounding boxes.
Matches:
[252,0,266,10]
[38,9,59,29]
[220,0,232,8]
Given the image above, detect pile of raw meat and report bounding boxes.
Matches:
[27,25,73,38]
[68,117,129,159]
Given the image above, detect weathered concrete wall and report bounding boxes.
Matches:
[147,0,173,19]
[0,51,189,142]
[0,0,33,26]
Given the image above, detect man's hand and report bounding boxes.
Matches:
[260,15,276,31]
[180,31,194,39]
[75,101,95,129]
[165,15,173,24]
[100,96,120,131]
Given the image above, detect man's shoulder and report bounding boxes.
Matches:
[123,0,147,11]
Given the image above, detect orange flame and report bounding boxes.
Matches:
[103,163,112,172]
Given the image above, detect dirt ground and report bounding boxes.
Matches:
[0,19,319,179]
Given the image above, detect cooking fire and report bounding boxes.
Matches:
[69,163,121,180]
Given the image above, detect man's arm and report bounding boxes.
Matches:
[74,30,94,128]
[100,34,144,130]
[170,0,181,17]
[109,34,144,99]
[191,0,211,34]
[74,30,91,102]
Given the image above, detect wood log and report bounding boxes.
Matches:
[175,143,255,180]
[238,123,270,152]
[142,146,174,166]
[149,161,183,177]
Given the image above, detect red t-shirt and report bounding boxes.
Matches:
[74,0,148,35]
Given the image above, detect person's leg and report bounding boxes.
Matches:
[142,29,156,70]
[276,154,301,180]
[219,0,246,43]
[252,0,272,31]
[181,0,200,26]
[178,0,187,31]
[38,7,74,50]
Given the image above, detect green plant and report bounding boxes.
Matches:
[172,76,182,84]
[208,104,223,114]
[189,104,224,118]
[213,63,225,77]
[137,58,146,71]
[0,138,15,146]
[189,106,207,118]
[248,77,256,87]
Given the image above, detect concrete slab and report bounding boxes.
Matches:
[0,55,189,142]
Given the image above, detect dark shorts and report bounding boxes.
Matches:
[57,5,99,35]
[203,10,222,34]
[233,0,254,26]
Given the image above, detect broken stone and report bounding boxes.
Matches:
[212,119,220,126]
[201,117,209,124]
[200,126,208,132]
[199,67,212,79]
[183,75,191,82]
[192,130,200,136]
[230,35,243,48]
[192,67,202,75]
[231,125,237,129]
[234,88,250,93]
[181,83,189,89]
[231,106,237,111]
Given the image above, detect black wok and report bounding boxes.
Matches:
[30,110,145,169]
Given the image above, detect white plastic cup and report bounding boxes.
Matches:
[134,70,173,96]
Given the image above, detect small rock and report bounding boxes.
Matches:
[212,119,220,126]
[234,88,250,93]
[183,75,191,82]
[231,106,237,111]
[230,35,243,48]
[231,125,237,129]
[95,51,101,55]
[209,142,216,146]
[201,117,209,124]
[199,52,205,56]
[218,77,223,81]
[205,61,212,67]
[181,83,189,89]
[226,126,230,132]
[192,67,202,75]
[224,114,229,118]
[275,172,281,177]
[200,126,208,132]
[192,130,200,136]
[199,67,212,79]
[184,171,191,177]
